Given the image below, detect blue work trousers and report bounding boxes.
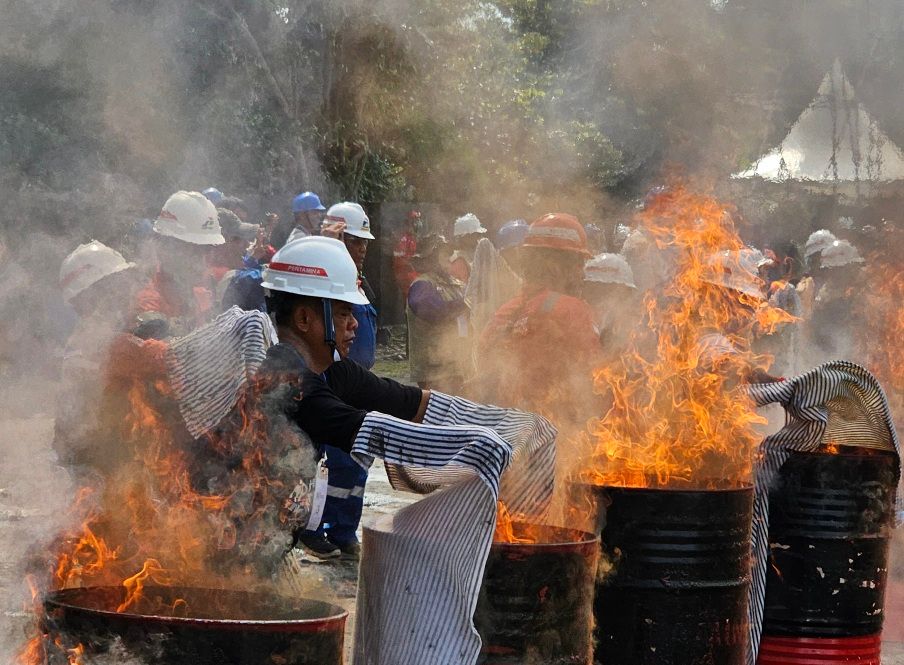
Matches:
[312,444,368,546]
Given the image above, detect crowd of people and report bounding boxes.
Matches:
[51,184,881,563]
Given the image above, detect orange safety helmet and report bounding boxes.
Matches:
[522,213,590,256]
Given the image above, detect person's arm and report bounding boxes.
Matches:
[414,389,430,422]
[407,280,466,323]
[327,359,426,421]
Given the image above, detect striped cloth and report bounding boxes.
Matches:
[745,360,902,664]
[165,306,277,438]
[351,391,557,665]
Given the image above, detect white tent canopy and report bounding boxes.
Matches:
[734,60,904,184]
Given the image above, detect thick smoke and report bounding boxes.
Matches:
[2,0,903,660]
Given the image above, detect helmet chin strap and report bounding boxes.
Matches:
[322,298,337,352]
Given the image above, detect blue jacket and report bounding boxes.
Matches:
[347,275,377,369]
[348,302,377,369]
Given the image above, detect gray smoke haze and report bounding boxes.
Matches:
[2,0,903,660]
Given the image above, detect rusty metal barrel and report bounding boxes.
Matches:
[475,523,599,664]
[583,484,754,665]
[761,449,897,644]
[42,585,347,665]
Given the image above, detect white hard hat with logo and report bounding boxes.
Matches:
[326,202,375,240]
[804,229,838,258]
[820,239,864,269]
[454,213,487,237]
[262,236,369,305]
[702,249,767,300]
[584,252,636,288]
[153,191,225,245]
[59,240,136,303]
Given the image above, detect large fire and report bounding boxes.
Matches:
[861,251,904,422]
[17,371,311,663]
[580,185,795,489]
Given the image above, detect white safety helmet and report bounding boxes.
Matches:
[820,239,864,269]
[153,191,225,245]
[804,229,837,258]
[702,249,767,300]
[326,202,374,240]
[59,240,136,303]
[262,236,369,305]
[584,252,636,288]
[454,213,487,237]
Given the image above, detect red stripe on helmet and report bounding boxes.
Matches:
[269,262,329,278]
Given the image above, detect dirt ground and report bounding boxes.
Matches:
[2,355,903,663]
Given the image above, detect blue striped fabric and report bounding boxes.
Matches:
[351,392,558,665]
[165,306,277,438]
[745,361,901,664]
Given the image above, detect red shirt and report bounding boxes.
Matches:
[478,288,599,417]
[393,232,419,298]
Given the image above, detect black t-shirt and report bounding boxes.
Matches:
[256,343,422,452]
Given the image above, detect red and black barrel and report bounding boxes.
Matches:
[42,585,348,665]
[758,448,897,663]
[583,484,754,665]
[474,523,599,664]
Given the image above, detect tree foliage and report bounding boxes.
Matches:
[3,0,904,246]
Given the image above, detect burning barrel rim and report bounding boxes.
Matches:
[491,523,600,553]
[44,586,348,633]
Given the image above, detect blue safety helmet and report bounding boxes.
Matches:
[292,191,327,213]
[202,187,224,205]
[496,219,529,252]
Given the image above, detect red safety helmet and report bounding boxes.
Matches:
[523,213,590,256]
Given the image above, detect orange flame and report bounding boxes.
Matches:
[21,347,314,660]
[493,501,542,544]
[860,253,903,422]
[581,185,793,489]
[117,558,172,613]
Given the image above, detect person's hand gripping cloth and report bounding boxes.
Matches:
[350,391,557,665]
[164,306,278,438]
[744,360,901,665]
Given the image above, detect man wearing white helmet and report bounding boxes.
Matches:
[257,236,431,559]
[55,241,139,475]
[132,191,226,337]
[797,229,839,321]
[326,202,378,369]
[807,239,866,363]
[308,202,379,559]
[450,213,487,283]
